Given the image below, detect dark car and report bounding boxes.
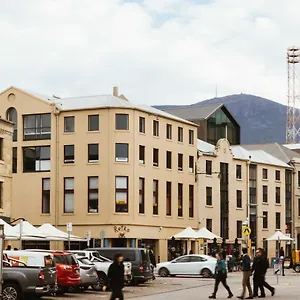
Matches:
[86,247,152,285]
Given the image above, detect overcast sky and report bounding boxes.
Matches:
[0,0,298,105]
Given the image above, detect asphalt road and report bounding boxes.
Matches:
[42,269,300,299]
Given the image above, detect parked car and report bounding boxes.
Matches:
[86,247,152,285]
[74,256,98,291]
[3,251,57,300]
[157,254,217,278]
[293,262,300,273]
[71,250,132,289]
[25,249,81,294]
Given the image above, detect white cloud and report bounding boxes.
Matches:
[0,0,299,105]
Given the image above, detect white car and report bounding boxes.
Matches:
[157,254,217,278]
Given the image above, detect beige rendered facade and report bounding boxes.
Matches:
[0,117,13,222]
[0,86,198,261]
[197,139,296,258]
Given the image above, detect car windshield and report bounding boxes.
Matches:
[54,254,77,265]
[79,258,93,265]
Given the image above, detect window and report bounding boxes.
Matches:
[115,143,128,162]
[178,127,183,142]
[88,144,99,162]
[189,156,194,173]
[139,117,145,133]
[189,185,194,218]
[153,120,159,137]
[298,171,300,188]
[237,221,242,238]
[0,181,3,209]
[166,124,172,139]
[64,145,75,163]
[263,185,268,203]
[275,170,280,181]
[153,180,159,215]
[262,168,268,180]
[88,115,99,131]
[206,219,212,232]
[276,212,281,230]
[42,178,50,214]
[236,190,242,208]
[178,153,183,171]
[115,176,128,213]
[166,151,172,169]
[206,187,212,206]
[236,165,242,179]
[178,183,183,217]
[88,177,98,213]
[139,178,145,214]
[12,147,17,173]
[263,211,268,229]
[298,199,300,217]
[276,187,280,204]
[138,145,145,164]
[176,256,190,263]
[189,130,194,145]
[206,160,212,175]
[0,138,3,160]
[115,114,129,130]
[7,107,18,141]
[64,116,74,133]
[153,148,159,166]
[23,146,50,172]
[23,114,51,140]
[64,178,74,213]
[166,181,172,216]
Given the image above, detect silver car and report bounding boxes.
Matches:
[77,257,99,290]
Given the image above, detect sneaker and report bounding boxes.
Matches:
[246,297,254,299]
[227,294,233,299]
[237,297,244,299]
[209,296,216,299]
[271,288,275,296]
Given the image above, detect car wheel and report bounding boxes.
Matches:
[201,268,212,278]
[92,272,107,291]
[3,283,21,300]
[295,265,300,273]
[159,267,169,277]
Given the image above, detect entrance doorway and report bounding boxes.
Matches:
[111,238,127,247]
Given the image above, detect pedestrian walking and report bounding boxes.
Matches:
[103,252,125,300]
[279,247,285,276]
[237,248,253,299]
[252,249,266,298]
[209,253,233,299]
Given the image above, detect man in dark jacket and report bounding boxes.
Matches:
[252,248,266,298]
[237,248,253,299]
[103,253,125,300]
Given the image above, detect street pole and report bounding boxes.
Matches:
[0,224,5,299]
[66,223,72,251]
[19,219,23,250]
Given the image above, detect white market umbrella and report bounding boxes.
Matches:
[266,231,293,241]
[196,227,221,240]
[173,227,199,239]
[39,223,86,241]
[12,221,46,240]
[0,219,19,240]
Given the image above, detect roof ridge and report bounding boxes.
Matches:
[274,143,291,162]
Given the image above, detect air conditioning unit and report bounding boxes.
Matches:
[116,157,128,162]
[139,159,145,164]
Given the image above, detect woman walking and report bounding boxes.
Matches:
[103,253,125,300]
[209,253,233,299]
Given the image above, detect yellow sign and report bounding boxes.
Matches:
[199,239,204,244]
[243,226,251,236]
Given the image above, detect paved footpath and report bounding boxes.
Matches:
[42,269,300,300]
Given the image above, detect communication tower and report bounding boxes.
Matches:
[286,46,300,144]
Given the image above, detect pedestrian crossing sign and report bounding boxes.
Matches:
[242,226,251,236]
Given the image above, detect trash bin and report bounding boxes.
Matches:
[271,257,278,267]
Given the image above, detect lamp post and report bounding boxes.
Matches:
[0,224,5,298]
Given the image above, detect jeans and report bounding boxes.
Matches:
[212,274,232,296]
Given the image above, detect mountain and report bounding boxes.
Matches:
[154,94,287,144]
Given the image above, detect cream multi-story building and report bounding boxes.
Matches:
[197,138,300,257]
[0,86,198,261]
[0,117,13,222]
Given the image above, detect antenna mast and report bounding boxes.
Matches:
[286,46,300,144]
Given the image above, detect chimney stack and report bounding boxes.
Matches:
[113,86,118,97]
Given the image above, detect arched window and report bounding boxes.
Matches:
[6,107,18,141]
